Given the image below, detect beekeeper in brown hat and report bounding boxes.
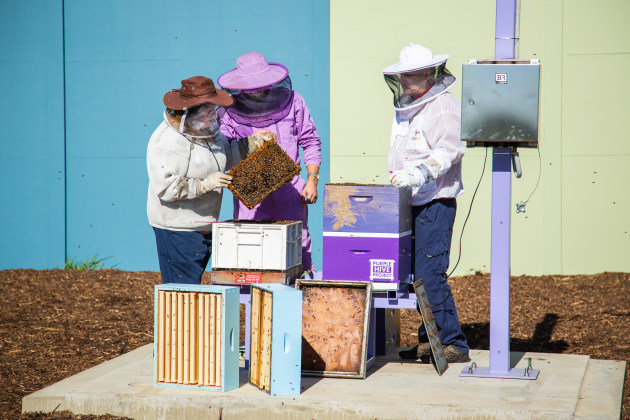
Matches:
[147,75,270,284]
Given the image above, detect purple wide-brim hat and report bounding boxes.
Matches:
[217,51,289,91]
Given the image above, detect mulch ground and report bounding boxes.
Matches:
[1,269,628,419]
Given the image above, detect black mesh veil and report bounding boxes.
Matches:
[223,76,294,127]
[384,63,455,109]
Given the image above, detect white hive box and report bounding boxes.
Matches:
[211,220,302,271]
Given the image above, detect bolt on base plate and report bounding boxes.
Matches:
[460,359,540,380]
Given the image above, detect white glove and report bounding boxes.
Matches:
[247,132,276,154]
[195,172,233,196]
[389,167,426,188]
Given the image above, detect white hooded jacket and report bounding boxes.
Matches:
[146,115,250,232]
[388,88,465,206]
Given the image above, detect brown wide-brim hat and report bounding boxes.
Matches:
[163,76,233,110]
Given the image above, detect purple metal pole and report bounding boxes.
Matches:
[491,0,516,374]
[461,0,539,379]
[495,0,516,59]
[489,149,512,373]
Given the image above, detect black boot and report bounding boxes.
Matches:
[398,342,431,360]
[419,344,470,363]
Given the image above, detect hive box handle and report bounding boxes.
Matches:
[349,195,373,203]
[350,250,370,255]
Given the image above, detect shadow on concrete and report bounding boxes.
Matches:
[462,313,569,354]
[239,367,324,392]
[299,375,324,392]
[366,350,445,378]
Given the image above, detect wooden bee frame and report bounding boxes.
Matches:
[249,284,302,395]
[295,280,372,379]
[153,284,239,392]
[228,139,301,210]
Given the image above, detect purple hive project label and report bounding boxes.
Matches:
[369,259,395,282]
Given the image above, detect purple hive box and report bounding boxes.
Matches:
[322,184,412,290]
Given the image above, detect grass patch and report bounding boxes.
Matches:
[59,254,112,270]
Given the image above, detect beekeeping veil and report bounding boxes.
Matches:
[164,103,222,139]
[163,76,232,139]
[217,52,294,127]
[383,43,456,113]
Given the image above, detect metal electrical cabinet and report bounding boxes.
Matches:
[461,59,541,148]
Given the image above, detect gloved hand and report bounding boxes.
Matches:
[195,172,233,196]
[389,167,425,188]
[247,131,276,153]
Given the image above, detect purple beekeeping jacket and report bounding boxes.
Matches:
[220,91,321,170]
[219,91,322,271]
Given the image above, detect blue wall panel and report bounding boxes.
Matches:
[63,0,329,270]
[0,1,66,269]
[65,157,149,269]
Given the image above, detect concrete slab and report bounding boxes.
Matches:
[22,344,625,420]
[575,359,627,419]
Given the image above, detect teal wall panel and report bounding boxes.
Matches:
[0,0,66,269]
[65,157,148,269]
[63,0,329,270]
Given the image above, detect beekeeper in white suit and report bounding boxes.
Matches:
[384,43,470,363]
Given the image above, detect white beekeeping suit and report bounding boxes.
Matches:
[383,43,465,206]
[385,43,471,364]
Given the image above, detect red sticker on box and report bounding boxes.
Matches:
[235,272,262,284]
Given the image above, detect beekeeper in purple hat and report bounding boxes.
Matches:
[217,52,322,274]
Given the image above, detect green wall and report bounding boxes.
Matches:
[330,0,630,275]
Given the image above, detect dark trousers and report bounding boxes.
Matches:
[413,198,469,353]
[153,227,213,284]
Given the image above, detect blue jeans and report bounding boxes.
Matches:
[413,198,469,353]
[153,227,212,284]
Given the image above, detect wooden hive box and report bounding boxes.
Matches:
[322,184,413,290]
[153,284,239,392]
[295,280,372,379]
[211,220,302,271]
[211,220,303,285]
[228,137,301,210]
[249,283,303,395]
